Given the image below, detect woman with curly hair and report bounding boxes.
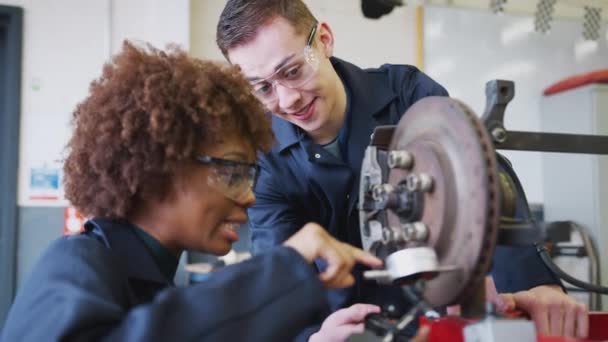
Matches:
[0,41,382,342]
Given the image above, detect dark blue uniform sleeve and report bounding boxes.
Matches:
[0,237,328,342]
[248,157,305,255]
[409,70,449,100]
[492,245,561,293]
[386,64,449,117]
[248,158,328,340]
[490,155,561,293]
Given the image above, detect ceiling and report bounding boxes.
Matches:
[425,0,608,21]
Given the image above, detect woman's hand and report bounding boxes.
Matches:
[283,223,383,288]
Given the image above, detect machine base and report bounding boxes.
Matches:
[419,312,608,342]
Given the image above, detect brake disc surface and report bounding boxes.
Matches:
[386,97,500,307]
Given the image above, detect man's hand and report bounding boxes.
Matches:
[309,304,380,342]
[412,326,430,342]
[283,223,383,288]
[491,281,588,339]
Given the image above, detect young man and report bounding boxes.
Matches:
[216,1,588,340]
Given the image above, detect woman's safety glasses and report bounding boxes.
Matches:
[195,155,259,201]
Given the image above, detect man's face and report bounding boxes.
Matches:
[227,17,339,136]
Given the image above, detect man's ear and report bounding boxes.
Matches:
[317,22,335,58]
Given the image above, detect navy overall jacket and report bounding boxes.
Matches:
[0,218,328,341]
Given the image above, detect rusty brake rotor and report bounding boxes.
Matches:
[384,97,500,307]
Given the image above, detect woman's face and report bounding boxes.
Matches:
[165,134,257,256]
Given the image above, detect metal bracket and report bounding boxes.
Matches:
[481,79,608,155]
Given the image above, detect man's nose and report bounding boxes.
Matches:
[276,83,302,110]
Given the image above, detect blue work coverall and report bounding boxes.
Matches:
[248,57,560,339]
[0,218,328,341]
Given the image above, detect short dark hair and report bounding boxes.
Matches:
[216,0,317,59]
[64,41,274,219]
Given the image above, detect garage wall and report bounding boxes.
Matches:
[190,0,417,67]
[1,0,189,291]
[424,5,608,204]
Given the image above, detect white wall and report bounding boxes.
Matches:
[424,6,608,204]
[4,0,190,289]
[540,85,608,308]
[190,0,417,67]
[5,0,109,206]
[189,0,224,62]
[3,0,189,206]
[306,0,416,68]
[111,0,189,54]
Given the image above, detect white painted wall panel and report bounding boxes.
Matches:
[6,0,189,206]
[190,0,417,67]
[541,85,608,308]
[424,6,608,203]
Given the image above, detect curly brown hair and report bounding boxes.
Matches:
[64,41,274,219]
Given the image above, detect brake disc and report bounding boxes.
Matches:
[385,97,500,307]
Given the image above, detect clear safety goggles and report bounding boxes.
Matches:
[250,23,320,104]
[195,155,259,201]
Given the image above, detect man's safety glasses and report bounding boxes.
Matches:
[250,23,319,103]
